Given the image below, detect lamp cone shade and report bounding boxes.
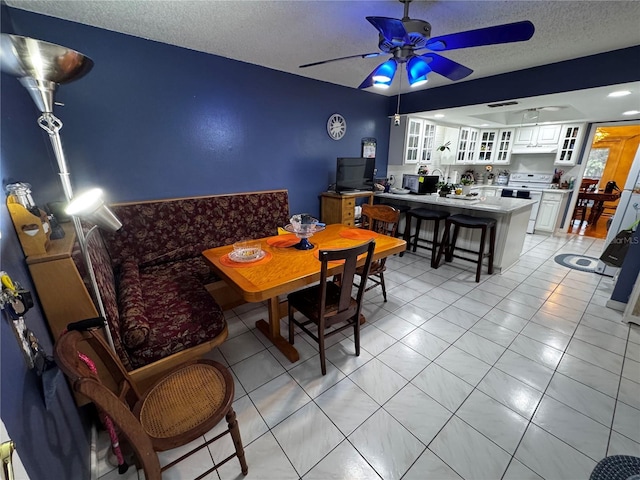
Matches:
[65,189,122,232]
[0,34,93,112]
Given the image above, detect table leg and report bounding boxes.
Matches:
[591,201,605,227]
[255,297,300,363]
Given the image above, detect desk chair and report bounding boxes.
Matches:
[572,178,600,226]
[356,204,400,301]
[288,240,375,375]
[54,319,248,480]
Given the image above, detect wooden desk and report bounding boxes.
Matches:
[578,191,620,227]
[202,224,406,362]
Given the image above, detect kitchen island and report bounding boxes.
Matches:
[375,192,535,272]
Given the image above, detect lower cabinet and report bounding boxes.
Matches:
[320,191,374,226]
[535,192,566,232]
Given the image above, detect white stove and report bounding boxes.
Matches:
[507,173,554,190]
[506,173,554,233]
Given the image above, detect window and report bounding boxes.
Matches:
[583,148,609,178]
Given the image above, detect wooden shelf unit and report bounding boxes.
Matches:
[320,191,374,227]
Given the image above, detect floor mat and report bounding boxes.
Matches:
[554,253,600,272]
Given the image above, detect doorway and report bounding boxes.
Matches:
[569,124,640,239]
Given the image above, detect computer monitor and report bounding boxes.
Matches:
[335,157,375,193]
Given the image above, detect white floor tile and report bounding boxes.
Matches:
[546,373,616,427]
[556,353,620,398]
[231,349,286,393]
[403,449,462,480]
[622,357,640,383]
[608,431,640,457]
[315,378,379,436]
[377,341,431,380]
[477,367,543,419]
[324,336,374,375]
[529,310,578,336]
[509,335,563,370]
[219,331,266,365]
[456,390,528,454]
[349,409,425,480]
[384,383,453,445]
[389,303,433,327]
[411,362,474,412]
[502,459,543,480]
[515,423,596,480]
[303,440,382,480]
[574,324,628,356]
[520,321,571,351]
[612,401,640,443]
[618,377,640,410]
[435,346,492,386]
[288,356,345,399]
[349,357,408,405]
[469,318,518,347]
[430,416,511,480]
[271,402,344,476]
[372,312,417,340]
[483,308,528,332]
[437,305,481,329]
[532,395,609,461]
[453,331,506,365]
[420,316,467,343]
[400,327,450,360]
[248,373,311,428]
[565,337,624,374]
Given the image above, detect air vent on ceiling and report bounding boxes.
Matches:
[487,101,519,108]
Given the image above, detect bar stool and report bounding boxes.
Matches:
[403,208,450,267]
[435,214,496,282]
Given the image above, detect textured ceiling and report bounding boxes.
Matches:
[5,0,640,96]
[5,0,640,125]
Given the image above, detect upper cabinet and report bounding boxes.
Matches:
[456,127,514,165]
[388,116,438,165]
[513,125,561,147]
[554,124,584,166]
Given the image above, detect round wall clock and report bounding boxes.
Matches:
[327,113,346,140]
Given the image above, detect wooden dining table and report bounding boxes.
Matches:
[577,190,621,227]
[202,223,406,362]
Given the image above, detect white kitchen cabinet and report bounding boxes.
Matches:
[388,116,438,165]
[554,124,584,166]
[514,125,561,147]
[457,128,514,165]
[535,191,567,232]
[456,127,479,163]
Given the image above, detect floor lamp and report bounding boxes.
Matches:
[1,34,119,351]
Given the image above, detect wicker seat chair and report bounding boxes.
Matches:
[54,318,248,479]
[288,240,375,375]
[355,204,400,301]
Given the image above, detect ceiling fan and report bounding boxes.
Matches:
[300,0,535,90]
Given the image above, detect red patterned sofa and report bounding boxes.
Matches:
[85,190,290,387]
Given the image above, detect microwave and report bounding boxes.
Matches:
[402,174,439,194]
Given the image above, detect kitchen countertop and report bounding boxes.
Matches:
[375,192,536,214]
[473,185,572,194]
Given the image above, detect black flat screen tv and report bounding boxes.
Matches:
[336,157,375,193]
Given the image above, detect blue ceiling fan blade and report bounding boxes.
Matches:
[426,20,535,51]
[419,53,473,81]
[366,16,410,46]
[299,52,382,68]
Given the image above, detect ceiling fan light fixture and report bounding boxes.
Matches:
[373,81,391,89]
[407,56,431,87]
[608,90,631,98]
[371,59,397,83]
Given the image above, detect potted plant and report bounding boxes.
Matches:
[437,182,453,197]
[460,176,474,195]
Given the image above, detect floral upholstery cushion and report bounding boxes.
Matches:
[125,266,226,369]
[102,190,290,268]
[118,259,150,349]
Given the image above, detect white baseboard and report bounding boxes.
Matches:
[606,298,627,312]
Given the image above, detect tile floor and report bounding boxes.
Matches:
[98,232,640,480]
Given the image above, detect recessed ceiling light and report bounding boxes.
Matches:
[608,90,632,97]
[622,110,640,115]
[434,114,444,118]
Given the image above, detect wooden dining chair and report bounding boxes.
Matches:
[355,204,400,302]
[54,318,248,479]
[572,178,600,225]
[288,240,375,375]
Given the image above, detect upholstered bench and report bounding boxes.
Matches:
[83,190,290,386]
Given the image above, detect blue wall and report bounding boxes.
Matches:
[2,6,639,479]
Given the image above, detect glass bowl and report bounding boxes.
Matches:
[231,240,262,261]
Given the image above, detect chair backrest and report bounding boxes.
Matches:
[580,178,599,192]
[54,319,142,409]
[54,323,162,478]
[361,204,400,237]
[318,240,375,325]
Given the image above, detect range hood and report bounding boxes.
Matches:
[511,145,558,154]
